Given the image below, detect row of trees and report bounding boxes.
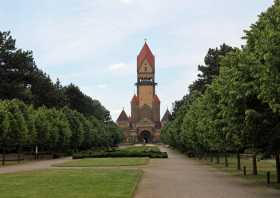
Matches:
[161,0,280,182]
[0,29,124,162]
[0,31,110,121]
[0,99,122,162]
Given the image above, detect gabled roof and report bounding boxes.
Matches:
[161,109,172,122]
[153,95,160,103]
[117,110,129,122]
[137,42,155,67]
[131,94,139,104]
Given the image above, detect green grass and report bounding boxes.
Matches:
[54,157,149,167]
[205,155,280,189]
[0,169,142,198]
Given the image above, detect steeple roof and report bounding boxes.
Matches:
[161,109,171,122]
[137,42,155,67]
[153,95,160,103]
[131,94,139,104]
[117,110,129,122]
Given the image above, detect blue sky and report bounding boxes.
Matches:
[0,0,274,120]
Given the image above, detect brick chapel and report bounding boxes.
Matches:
[116,42,171,143]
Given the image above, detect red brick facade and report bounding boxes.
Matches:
[117,42,166,143]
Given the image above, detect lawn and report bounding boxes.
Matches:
[54,157,149,167]
[205,155,280,189]
[0,169,142,198]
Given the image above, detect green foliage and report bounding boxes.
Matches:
[0,31,123,154]
[0,109,10,147]
[73,146,168,159]
[162,0,280,158]
[0,31,110,122]
[0,99,122,154]
[63,84,110,121]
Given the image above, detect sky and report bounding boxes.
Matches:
[0,0,274,120]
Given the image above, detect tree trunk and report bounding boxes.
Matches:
[17,145,21,164]
[225,152,229,167]
[2,146,5,166]
[210,153,213,162]
[252,154,258,175]
[198,153,202,160]
[35,145,38,160]
[204,153,208,160]
[237,152,241,170]
[216,153,220,164]
[276,152,280,184]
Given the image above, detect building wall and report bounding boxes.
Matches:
[131,101,139,123]
[138,59,154,79]
[152,102,160,122]
[139,85,154,107]
[139,104,153,121]
[117,43,163,144]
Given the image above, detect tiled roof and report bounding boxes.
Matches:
[117,110,129,122]
[161,109,171,122]
[131,94,139,104]
[154,94,160,103]
[137,42,155,67]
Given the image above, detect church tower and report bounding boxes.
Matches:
[136,41,156,106]
[132,42,160,125]
[117,41,163,143]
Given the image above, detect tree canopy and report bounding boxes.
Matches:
[162,0,280,157]
[0,31,109,121]
[0,31,123,154]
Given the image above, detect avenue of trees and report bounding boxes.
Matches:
[0,31,123,160]
[161,0,280,182]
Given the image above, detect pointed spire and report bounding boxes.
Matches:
[137,41,155,67]
[117,109,129,122]
[161,109,171,122]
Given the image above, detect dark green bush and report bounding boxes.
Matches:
[72,148,168,159]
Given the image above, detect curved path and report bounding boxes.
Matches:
[134,146,280,198]
[0,157,72,174]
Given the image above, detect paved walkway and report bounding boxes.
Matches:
[134,146,280,198]
[1,147,280,198]
[0,157,71,174]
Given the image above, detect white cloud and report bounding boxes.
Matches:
[108,63,130,71]
[3,0,274,121]
[96,84,108,89]
[119,0,133,4]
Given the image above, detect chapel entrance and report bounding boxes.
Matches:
[140,130,152,143]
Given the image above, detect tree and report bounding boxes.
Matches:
[63,107,84,151]
[162,0,280,182]
[34,107,50,151]
[243,0,280,182]
[0,109,10,165]
[63,84,110,121]
[190,44,234,94]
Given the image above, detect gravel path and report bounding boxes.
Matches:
[0,157,72,174]
[134,146,280,198]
